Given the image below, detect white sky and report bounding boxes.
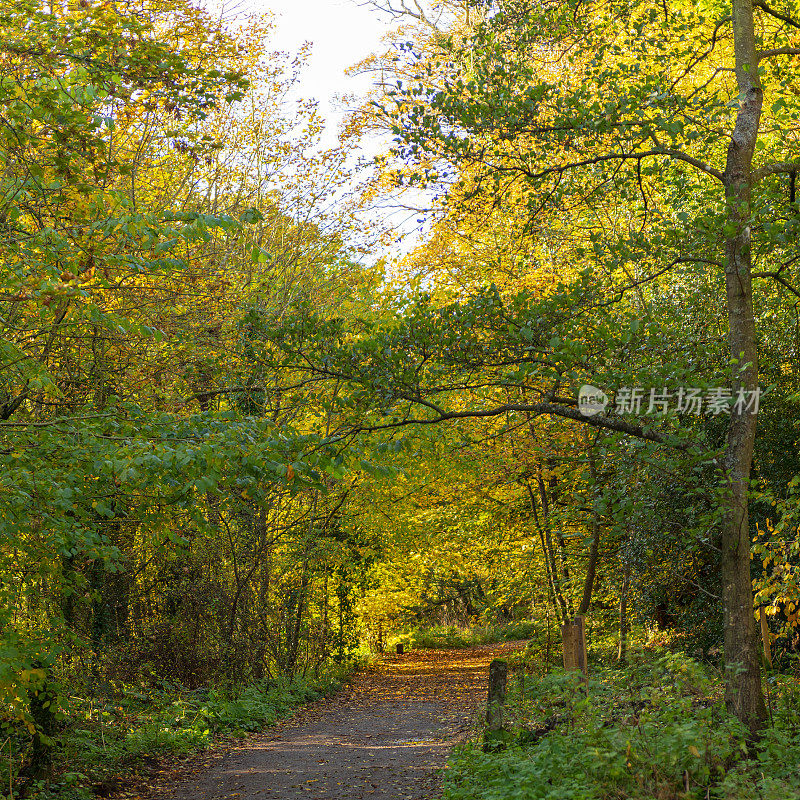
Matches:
[218,0,427,252]
[248,0,398,146]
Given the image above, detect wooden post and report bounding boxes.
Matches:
[483,659,508,752]
[485,659,508,730]
[759,606,773,669]
[561,616,588,678]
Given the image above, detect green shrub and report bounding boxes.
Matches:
[402,622,543,650]
[408,626,476,648]
[445,652,800,800]
[502,621,539,641]
[25,672,346,799]
[125,718,210,756]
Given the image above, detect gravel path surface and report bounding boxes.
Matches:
[146,643,522,800]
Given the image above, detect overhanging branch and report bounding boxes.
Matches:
[349,400,684,448]
[505,148,723,184]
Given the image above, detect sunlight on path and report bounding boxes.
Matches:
[145,643,522,800]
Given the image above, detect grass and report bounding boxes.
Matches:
[443,650,800,800]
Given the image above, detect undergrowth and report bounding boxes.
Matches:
[398,621,541,650]
[444,650,800,800]
[6,663,357,800]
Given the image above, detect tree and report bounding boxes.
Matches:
[0,4,385,782]
[258,0,800,732]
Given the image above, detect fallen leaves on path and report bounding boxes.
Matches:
[114,642,525,800]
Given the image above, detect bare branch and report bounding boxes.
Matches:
[359,0,443,30]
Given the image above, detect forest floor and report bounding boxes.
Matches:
[124,642,523,800]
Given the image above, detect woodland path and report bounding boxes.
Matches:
[140,643,523,800]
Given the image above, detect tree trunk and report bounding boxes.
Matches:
[617,563,630,664]
[759,606,772,668]
[545,459,574,617]
[720,0,768,735]
[578,448,602,616]
[541,467,574,618]
[561,615,588,677]
[527,479,569,625]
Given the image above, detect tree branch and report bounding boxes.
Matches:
[348,401,685,448]
[754,0,800,29]
[754,161,800,180]
[757,46,800,59]
[647,137,725,181]
[0,413,117,428]
[502,148,724,184]
[590,257,722,309]
[752,271,800,297]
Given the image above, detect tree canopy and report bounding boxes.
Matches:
[3,0,800,793]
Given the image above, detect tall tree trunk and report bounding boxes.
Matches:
[721,0,768,734]
[543,464,574,618]
[526,479,569,624]
[578,448,602,616]
[617,563,630,665]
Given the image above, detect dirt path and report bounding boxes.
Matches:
[147,643,521,800]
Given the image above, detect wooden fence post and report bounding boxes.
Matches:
[561,615,588,679]
[483,658,508,752]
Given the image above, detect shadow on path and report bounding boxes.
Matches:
[148,642,523,800]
